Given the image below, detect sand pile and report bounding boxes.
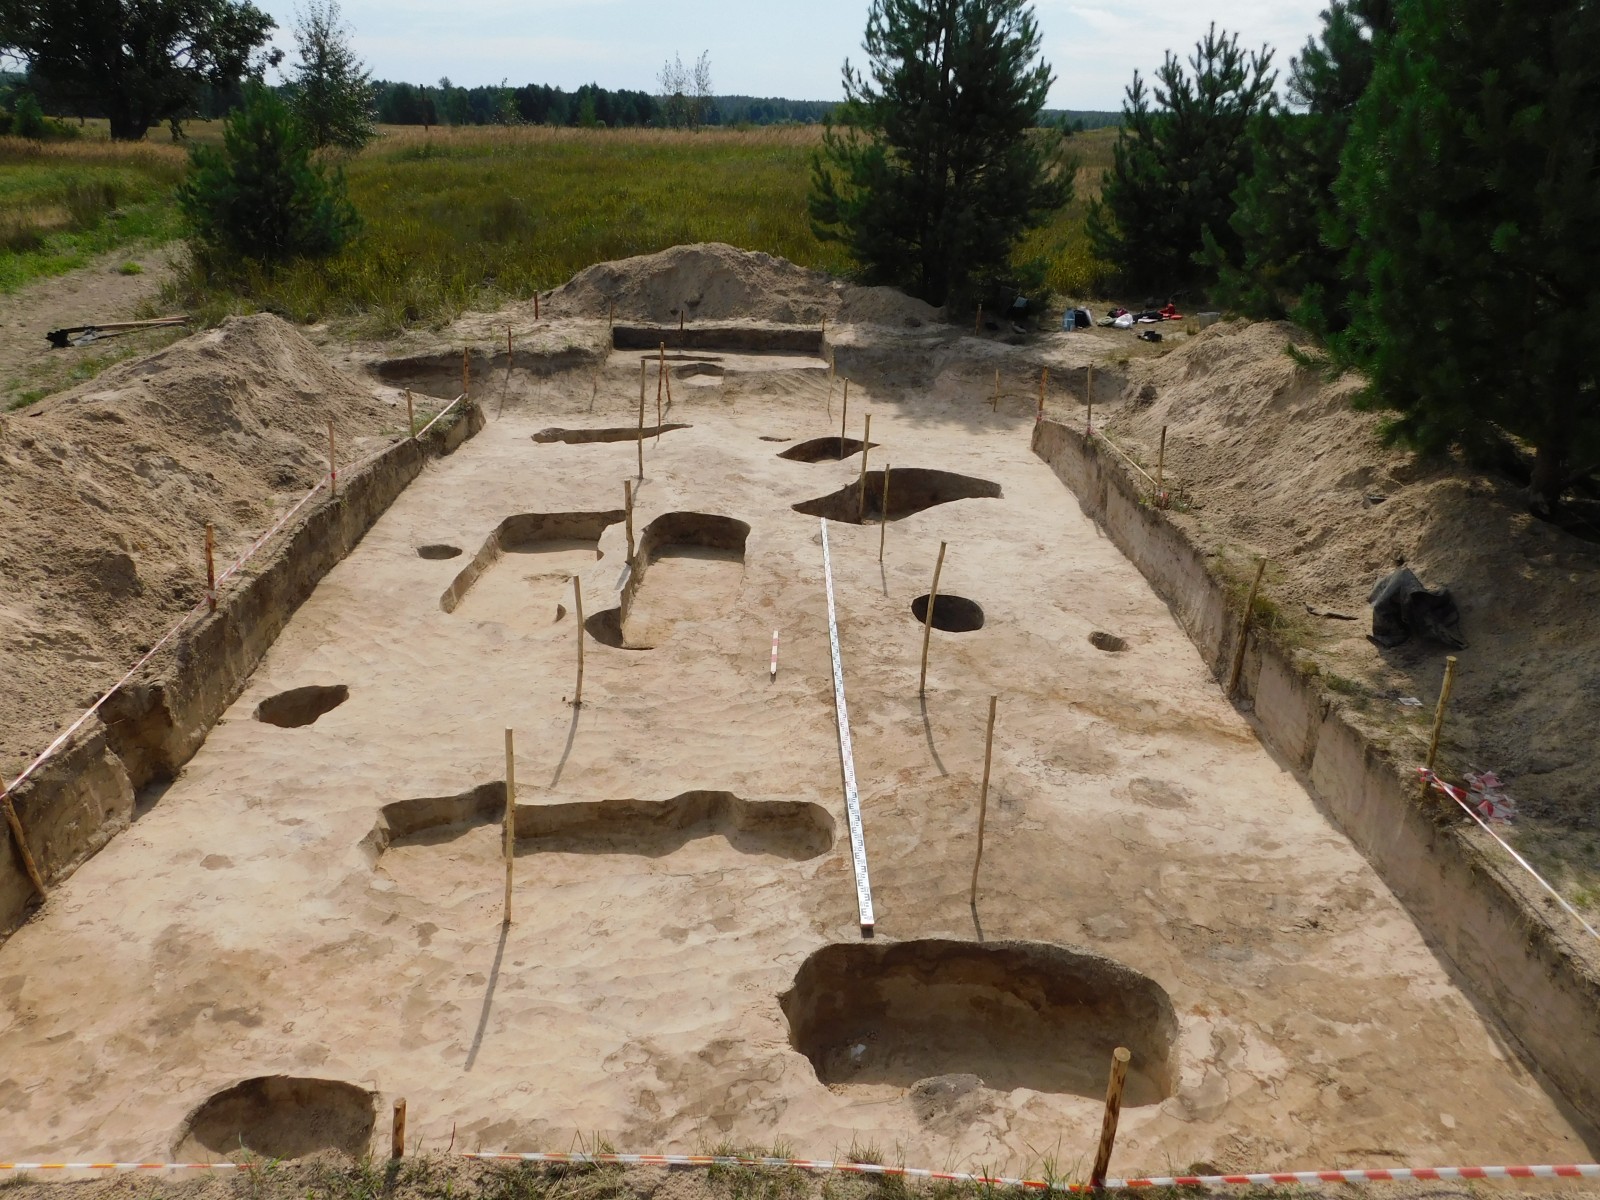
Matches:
[1103,320,1600,831]
[0,314,396,780]
[545,242,943,328]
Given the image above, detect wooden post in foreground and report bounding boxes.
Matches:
[2,785,47,900]
[572,576,586,706]
[462,347,470,397]
[969,695,997,906]
[974,303,982,336]
[918,541,948,696]
[657,342,666,433]
[1090,1047,1132,1188]
[503,729,515,925]
[406,389,416,440]
[204,523,216,613]
[856,413,872,522]
[637,366,646,480]
[1425,655,1459,774]
[1037,367,1047,422]
[327,421,337,496]
[840,379,849,459]
[878,463,891,563]
[534,293,540,321]
[391,1098,407,1160]
[1226,558,1268,696]
[992,369,1000,412]
[1156,425,1167,495]
[624,480,635,562]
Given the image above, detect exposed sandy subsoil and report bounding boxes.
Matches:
[0,325,1587,1174]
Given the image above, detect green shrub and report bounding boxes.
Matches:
[178,84,358,266]
[11,94,47,140]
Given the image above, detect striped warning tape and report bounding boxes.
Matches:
[3,1153,1596,1189]
[0,393,470,807]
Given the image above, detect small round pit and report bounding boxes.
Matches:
[1089,631,1128,653]
[417,544,462,560]
[173,1076,376,1162]
[912,594,985,633]
[254,685,349,729]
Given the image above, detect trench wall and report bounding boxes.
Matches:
[1032,418,1600,1134]
[1,403,484,937]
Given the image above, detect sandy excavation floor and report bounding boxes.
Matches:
[0,332,1593,1177]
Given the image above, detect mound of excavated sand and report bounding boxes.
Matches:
[0,314,395,779]
[545,242,943,328]
[1106,320,1600,829]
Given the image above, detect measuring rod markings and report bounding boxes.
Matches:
[820,518,875,932]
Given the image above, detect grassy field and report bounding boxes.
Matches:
[0,121,1117,342]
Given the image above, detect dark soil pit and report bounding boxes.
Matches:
[621,512,750,639]
[254,685,349,729]
[416,544,462,560]
[585,607,653,650]
[780,939,1177,1102]
[442,510,622,616]
[793,468,1001,524]
[365,784,832,862]
[912,594,985,632]
[1090,632,1129,652]
[779,436,877,463]
[533,424,691,444]
[172,1076,376,1161]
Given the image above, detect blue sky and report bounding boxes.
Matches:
[254,0,1327,111]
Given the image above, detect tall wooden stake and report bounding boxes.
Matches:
[1227,558,1268,695]
[204,523,216,613]
[1,784,47,900]
[878,463,891,563]
[1425,655,1460,773]
[840,379,849,459]
[637,362,646,480]
[391,1098,407,1159]
[969,695,997,906]
[974,303,982,336]
[1156,425,1167,494]
[992,369,1000,411]
[572,576,585,706]
[1090,1048,1132,1188]
[657,342,666,434]
[1037,367,1047,422]
[327,421,337,496]
[918,541,948,696]
[503,729,515,925]
[534,293,540,320]
[856,414,872,521]
[406,389,416,440]
[623,480,635,561]
[462,347,470,396]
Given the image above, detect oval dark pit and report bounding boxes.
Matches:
[1089,631,1128,652]
[912,594,985,632]
[254,685,349,728]
[417,543,462,559]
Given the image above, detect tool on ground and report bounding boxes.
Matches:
[45,315,187,349]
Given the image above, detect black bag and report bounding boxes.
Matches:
[1368,567,1467,648]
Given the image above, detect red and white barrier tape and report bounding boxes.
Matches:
[1,394,469,805]
[1419,768,1600,942]
[3,1152,1596,1189]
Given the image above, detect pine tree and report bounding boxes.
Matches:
[1333,0,1600,510]
[178,83,358,264]
[807,0,1071,307]
[1087,25,1274,294]
[1208,1,1396,328]
[286,0,374,150]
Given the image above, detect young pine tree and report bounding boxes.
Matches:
[178,84,358,264]
[1208,1,1396,328]
[1087,25,1274,294]
[808,0,1071,307]
[286,0,375,150]
[1333,0,1600,511]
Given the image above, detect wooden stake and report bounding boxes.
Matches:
[969,695,997,906]
[1090,1047,1132,1188]
[657,342,666,435]
[204,523,216,613]
[638,361,646,480]
[878,462,891,563]
[507,326,513,360]
[1425,655,1459,773]
[1037,367,1047,423]
[974,303,982,336]
[918,541,948,696]
[623,480,635,562]
[1226,558,1268,695]
[827,360,835,417]
[1086,364,1094,432]
[327,420,337,496]
[857,414,872,521]
[572,576,585,706]
[1,786,47,900]
[391,1098,407,1160]
[406,389,416,440]
[840,379,849,459]
[462,346,470,396]
[534,293,540,320]
[1156,425,1167,494]
[992,369,1000,411]
[503,729,515,925]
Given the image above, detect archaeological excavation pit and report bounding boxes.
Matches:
[780,940,1177,1103]
[792,467,1002,524]
[911,593,985,632]
[1090,631,1129,652]
[779,435,877,463]
[441,510,622,619]
[253,684,349,729]
[533,423,692,444]
[416,543,463,559]
[620,511,750,644]
[364,783,834,863]
[172,1076,376,1162]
